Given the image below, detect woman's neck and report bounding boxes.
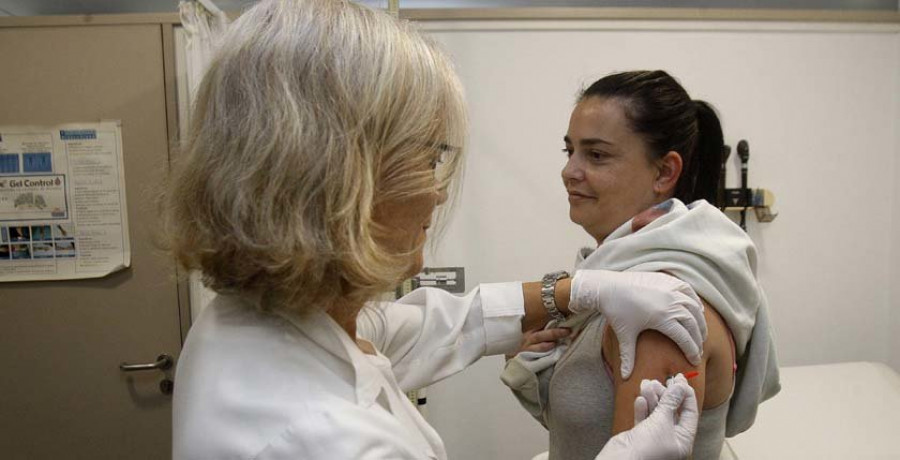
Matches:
[327,299,379,355]
[328,300,363,338]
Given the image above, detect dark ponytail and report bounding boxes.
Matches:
[682,100,723,204]
[580,71,724,204]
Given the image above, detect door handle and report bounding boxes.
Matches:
[119,354,173,372]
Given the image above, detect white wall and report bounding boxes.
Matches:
[419,20,900,460]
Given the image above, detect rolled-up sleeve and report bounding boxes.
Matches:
[358,283,524,392]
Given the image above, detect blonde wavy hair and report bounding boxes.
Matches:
[162,0,467,313]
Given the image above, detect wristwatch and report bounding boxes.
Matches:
[541,270,570,323]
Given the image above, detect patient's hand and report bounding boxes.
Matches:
[505,327,571,359]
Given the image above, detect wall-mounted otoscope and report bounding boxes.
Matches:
[737,140,750,230]
[720,139,778,230]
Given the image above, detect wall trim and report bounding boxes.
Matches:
[400,7,900,23]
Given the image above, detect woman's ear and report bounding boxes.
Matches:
[654,151,682,196]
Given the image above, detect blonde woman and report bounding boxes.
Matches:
[166,1,706,458]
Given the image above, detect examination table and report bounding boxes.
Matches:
[724,361,900,459]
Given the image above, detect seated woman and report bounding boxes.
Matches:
[503,70,780,459]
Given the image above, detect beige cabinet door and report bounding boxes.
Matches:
[0,23,184,459]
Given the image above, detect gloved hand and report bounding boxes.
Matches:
[569,270,706,378]
[633,378,667,424]
[595,374,699,460]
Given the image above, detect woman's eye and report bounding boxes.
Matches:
[588,151,609,161]
[430,150,447,170]
[561,148,573,157]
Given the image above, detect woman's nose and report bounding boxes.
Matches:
[561,153,584,182]
[435,187,449,206]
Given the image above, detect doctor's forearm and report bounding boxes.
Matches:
[521,278,571,332]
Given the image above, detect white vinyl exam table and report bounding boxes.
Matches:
[724,361,900,459]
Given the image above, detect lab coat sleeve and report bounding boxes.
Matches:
[357,283,525,392]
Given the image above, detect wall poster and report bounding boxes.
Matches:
[0,122,130,281]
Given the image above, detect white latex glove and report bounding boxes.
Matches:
[569,270,707,378]
[634,379,667,424]
[595,374,700,460]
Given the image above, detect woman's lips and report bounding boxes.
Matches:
[567,190,595,203]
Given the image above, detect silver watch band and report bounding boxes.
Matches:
[541,270,570,323]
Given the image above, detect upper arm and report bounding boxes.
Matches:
[603,320,707,435]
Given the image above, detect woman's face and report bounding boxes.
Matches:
[562,97,662,243]
[373,175,447,278]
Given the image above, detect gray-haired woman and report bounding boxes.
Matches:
[165,0,704,458]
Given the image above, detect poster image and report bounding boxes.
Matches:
[11,244,31,260]
[55,240,76,258]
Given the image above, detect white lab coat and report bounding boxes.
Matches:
[172,283,525,459]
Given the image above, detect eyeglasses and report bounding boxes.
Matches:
[429,143,458,170]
